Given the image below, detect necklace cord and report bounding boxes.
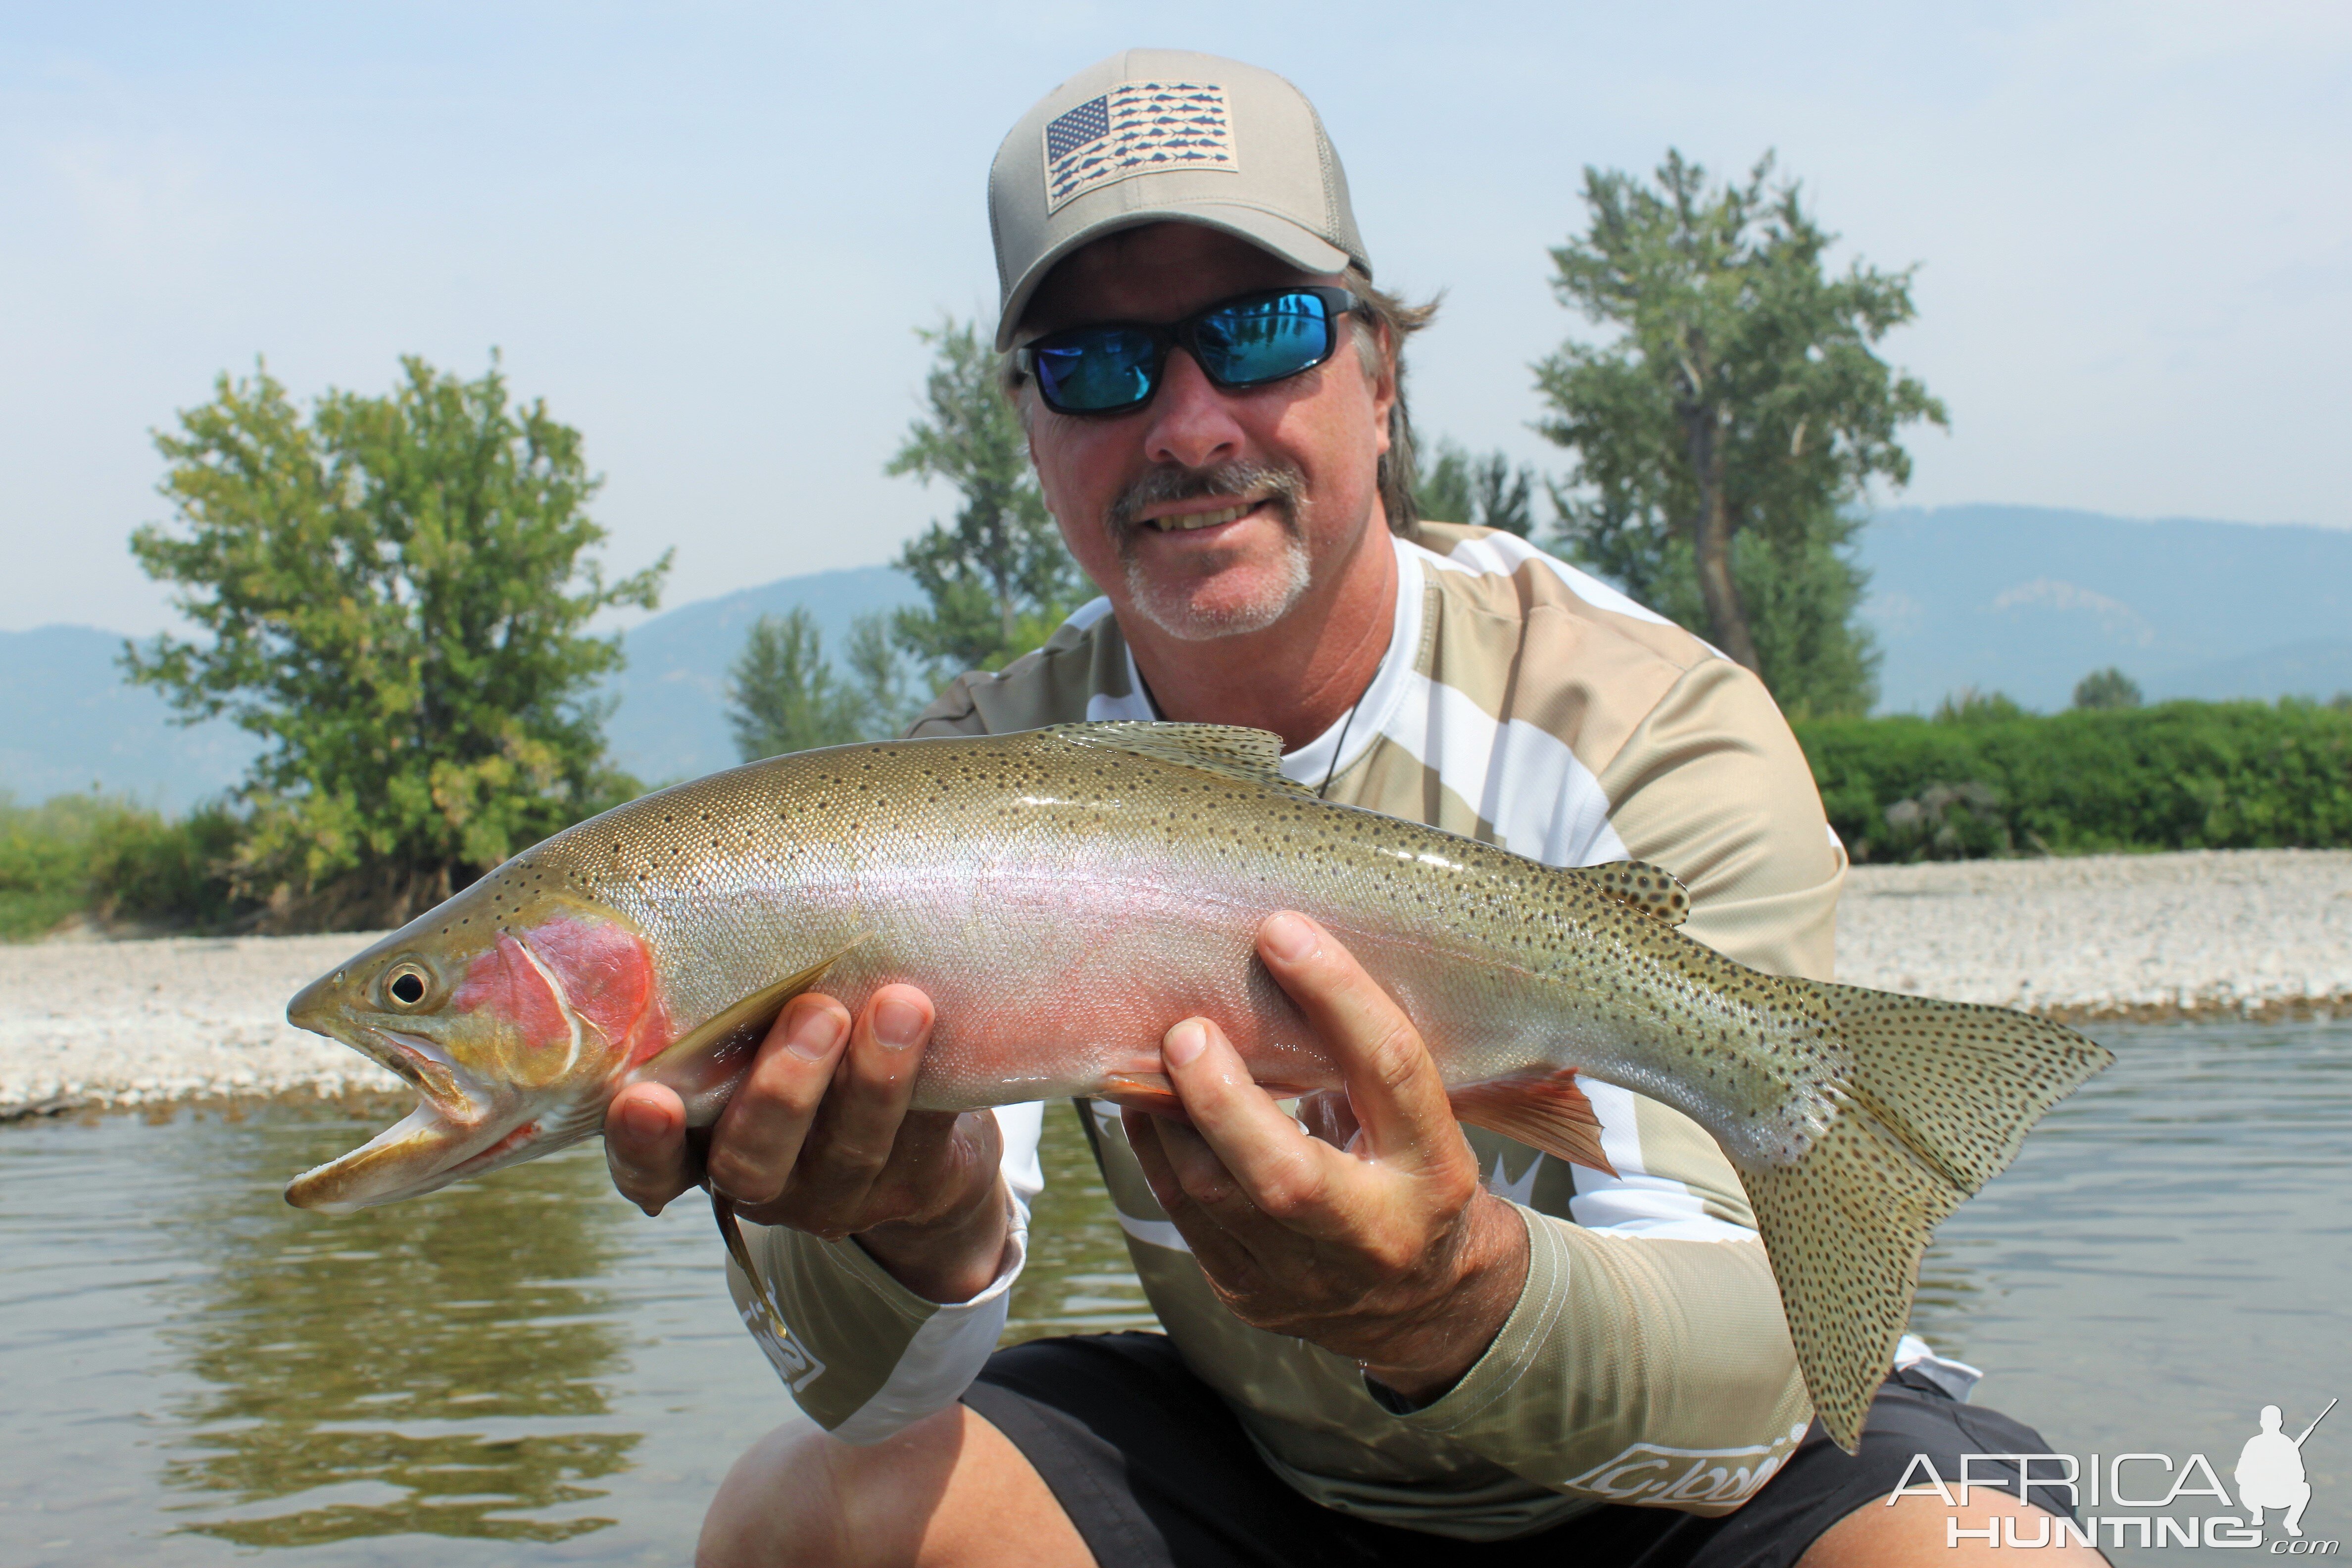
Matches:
[1317,700,1360,799]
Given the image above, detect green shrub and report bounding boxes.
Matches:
[1793,698,2352,862]
[0,796,99,938]
[0,793,249,939]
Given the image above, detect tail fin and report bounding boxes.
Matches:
[1742,983,2112,1452]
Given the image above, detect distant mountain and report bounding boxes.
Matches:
[0,568,922,812]
[10,506,2350,813]
[2147,639,2352,704]
[1856,506,2352,712]
[0,626,256,808]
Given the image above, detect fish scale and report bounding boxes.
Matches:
[282,720,2111,1451]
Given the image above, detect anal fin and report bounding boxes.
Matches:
[1448,1068,1617,1177]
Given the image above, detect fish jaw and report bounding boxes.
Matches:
[281,1006,590,1212]
[284,1090,605,1213]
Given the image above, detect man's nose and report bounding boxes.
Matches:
[1140,348,1247,471]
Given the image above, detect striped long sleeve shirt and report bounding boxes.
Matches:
[725,523,1857,1538]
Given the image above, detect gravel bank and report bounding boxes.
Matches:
[3,849,2347,1112]
[1836,848,2352,1020]
[0,932,399,1113]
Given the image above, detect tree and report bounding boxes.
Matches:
[886,318,1088,681]
[726,609,920,761]
[1731,518,1883,720]
[2072,667,2143,710]
[124,356,667,928]
[1535,150,1944,716]
[839,613,921,736]
[1414,439,1536,537]
[727,609,859,760]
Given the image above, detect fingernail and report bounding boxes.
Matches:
[874,998,926,1049]
[786,1008,846,1061]
[1262,912,1320,964]
[1165,1019,1208,1068]
[620,1099,668,1140]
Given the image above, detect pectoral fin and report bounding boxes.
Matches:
[631,938,867,1125]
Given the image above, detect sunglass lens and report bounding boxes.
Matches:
[1195,294,1334,387]
[1034,327,1159,413]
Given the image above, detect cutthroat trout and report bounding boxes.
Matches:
[284,722,2110,1448]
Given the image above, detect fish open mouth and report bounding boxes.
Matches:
[358,1027,497,1125]
[282,1022,539,1214]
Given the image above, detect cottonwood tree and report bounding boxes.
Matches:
[886,318,1088,681]
[124,356,666,928]
[1536,150,1944,716]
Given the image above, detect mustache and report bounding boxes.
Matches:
[1106,461,1308,536]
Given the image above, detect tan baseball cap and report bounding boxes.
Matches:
[988,49,1372,349]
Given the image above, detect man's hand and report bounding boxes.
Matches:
[1124,911,1529,1404]
[604,984,1011,1305]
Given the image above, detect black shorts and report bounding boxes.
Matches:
[962,1332,2075,1568]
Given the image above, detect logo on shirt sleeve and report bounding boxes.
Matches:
[1564,1425,1811,1508]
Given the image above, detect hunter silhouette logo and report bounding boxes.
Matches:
[2239,1399,2332,1539]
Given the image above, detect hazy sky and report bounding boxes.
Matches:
[5,1,2346,636]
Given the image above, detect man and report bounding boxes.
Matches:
[607,49,2097,1568]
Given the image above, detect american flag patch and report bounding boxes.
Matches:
[1042,80,1237,213]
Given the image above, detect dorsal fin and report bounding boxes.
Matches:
[1045,722,1312,794]
[1575,860,1691,926]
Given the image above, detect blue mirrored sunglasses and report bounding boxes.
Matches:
[1016,287,1364,416]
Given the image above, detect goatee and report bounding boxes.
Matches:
[1107,461,1313,642]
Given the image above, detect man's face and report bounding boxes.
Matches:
[1018,224,1396,642]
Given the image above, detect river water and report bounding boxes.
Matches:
[2,1018,2343,1565]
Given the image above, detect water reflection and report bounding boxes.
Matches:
[1,1019,2339,1564]
[152,1107,637,1546]
[1004,1102,1158,1341]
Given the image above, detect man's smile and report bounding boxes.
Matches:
[1142,499,1271,534]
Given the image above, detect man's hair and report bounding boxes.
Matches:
[1342,266,1440,536]
[1000,266,1440,536]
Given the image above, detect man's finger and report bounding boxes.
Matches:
[1121,1109,1268,1285]
[1149,1093,1259,1215]
[704,994,852,1205]
[1159,1016,1350,1232]
[605,1081,695,1215]
[787,984,934,1209]
[1256,912,1457,1166]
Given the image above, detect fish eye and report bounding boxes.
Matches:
[382,963,432,1010]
